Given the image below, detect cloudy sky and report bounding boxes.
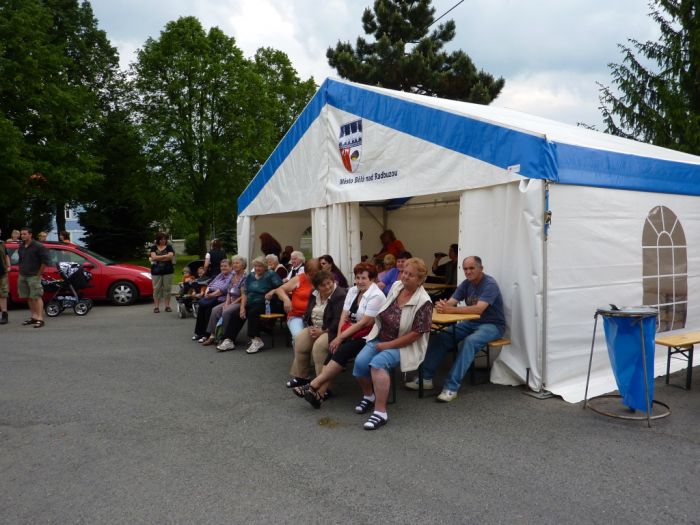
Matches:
[90,0,659,129]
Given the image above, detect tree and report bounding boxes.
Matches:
[133,18,315,256]
[327,0,504,103]
[0,0,121,233]
[79,109,159,259]
[598,0,700,154]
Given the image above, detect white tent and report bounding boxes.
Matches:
[237,78,700,402]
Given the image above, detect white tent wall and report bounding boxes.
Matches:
[459,180,545,390]
[545,184,700,402]
[242,211,311,262]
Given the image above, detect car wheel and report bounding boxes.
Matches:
[109,281,138,306]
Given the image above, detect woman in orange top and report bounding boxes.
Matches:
[373,230,406,262]
[267,258,320,347]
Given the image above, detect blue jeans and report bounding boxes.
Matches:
[287,316,305,342]
[352,339,401,378]
[422,321,503,391]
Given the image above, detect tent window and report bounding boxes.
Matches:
[642,206,687,332]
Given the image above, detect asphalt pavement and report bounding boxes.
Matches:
[1,302,699,524]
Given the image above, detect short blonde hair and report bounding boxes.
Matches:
[403,257,428,284]
[383,254,396,266]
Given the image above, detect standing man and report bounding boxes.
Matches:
[0,228,10,324]
[406,255,505,402]
[18,228,51,327]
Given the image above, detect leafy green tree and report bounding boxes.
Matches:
[327,0,503,103]
[599,0,700,154]
[133,18,315,256]
[79,109,159,259]
[0,0,121,233]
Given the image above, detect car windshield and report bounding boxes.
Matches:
[78,246,116,265]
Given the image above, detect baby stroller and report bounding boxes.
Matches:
[175,259,208,318]
[43,261,94,317]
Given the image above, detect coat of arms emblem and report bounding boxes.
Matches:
[338,119,362,173]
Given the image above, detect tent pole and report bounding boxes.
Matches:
[524,180,553,399]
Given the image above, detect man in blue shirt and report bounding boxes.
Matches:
[406,256,505,402]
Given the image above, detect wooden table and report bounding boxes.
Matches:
[423,282,457,299]
[655,331,699,390]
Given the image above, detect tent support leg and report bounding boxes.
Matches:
[522,368,554,399]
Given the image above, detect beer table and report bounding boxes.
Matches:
[655,331,699,390]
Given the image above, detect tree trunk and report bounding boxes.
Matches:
[55,201,66,234]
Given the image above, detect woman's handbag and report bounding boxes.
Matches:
[340,320,372,340]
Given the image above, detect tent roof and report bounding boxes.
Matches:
[239,78,700,215]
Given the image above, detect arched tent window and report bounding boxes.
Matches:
[642,206,687,332]
[300,226,313,259]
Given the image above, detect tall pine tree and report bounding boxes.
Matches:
[599,0,700,154]
[327,0,503,103]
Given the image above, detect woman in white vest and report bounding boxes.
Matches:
[352,258,433,430]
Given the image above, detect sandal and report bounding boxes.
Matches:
[164,306,172,312]
[153,307,160,313]
[33,320,45,328]
[286,377,309,389]
[355,398,375,414]
[22,318,38,325]
[303,387,323,409]
[201,336,216,346]
[292,384,311,398]
[363,412,388,430]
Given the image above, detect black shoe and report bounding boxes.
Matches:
[286,377,309,389]
[0,312,7,325]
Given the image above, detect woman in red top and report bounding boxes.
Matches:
[372,230,406,263]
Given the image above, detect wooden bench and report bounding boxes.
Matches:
[470,338,512,384]
[259,313,290,348]
[655,331,699,390]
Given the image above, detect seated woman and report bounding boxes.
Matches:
[294,262,385,407]
[352,258,433,430]
[378,251,411,295]
[218,256,283,354]
[266,253,289,280]
[192,258,234,341]
[372,229,406,263]
[318,254,349,288]
[200,255,247,348]
[286,270,346,388]
[377,254,397,289]
[268,259,319,346]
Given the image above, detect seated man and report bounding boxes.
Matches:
[406,255,505,402]
[429,243,458,286]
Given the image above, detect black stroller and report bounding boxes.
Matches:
[43,261,94,317]
[175,259,209,318]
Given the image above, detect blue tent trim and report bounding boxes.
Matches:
[238,79,700,214]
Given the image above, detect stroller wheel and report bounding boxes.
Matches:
[177,302,187,319]
[74,300,91,316]
[45,300,62,317]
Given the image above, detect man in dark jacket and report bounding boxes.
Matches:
[18,228,51,327]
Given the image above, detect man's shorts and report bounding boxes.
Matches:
[0,274,8,298]
[18,275,43,299]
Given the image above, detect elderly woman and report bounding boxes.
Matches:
[268,259,320,349]
[318,254,349,288]
[266,253,289,280]
[352,258,433,430]
[192,258,234,341]
[200,255,247,348]
[286,270,346,389]
[287,250,305,280]
[295,262,385,407]
[218,256,283,354]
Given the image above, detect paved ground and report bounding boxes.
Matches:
[1,303,698,524]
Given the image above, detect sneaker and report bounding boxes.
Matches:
[436,389,458,403]
[405,377,433,391]
[217,339,235,352]
[245,338,264,354]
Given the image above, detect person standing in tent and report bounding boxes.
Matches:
[406,256,505,402]
[372,230,405,263]
[259,232,281,258]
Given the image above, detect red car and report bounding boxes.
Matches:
[5,241,153,306]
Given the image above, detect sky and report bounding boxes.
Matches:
[89,0,660,130]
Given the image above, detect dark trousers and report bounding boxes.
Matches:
[194,297,220,336]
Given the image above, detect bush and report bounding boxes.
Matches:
[184,233,200,255]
